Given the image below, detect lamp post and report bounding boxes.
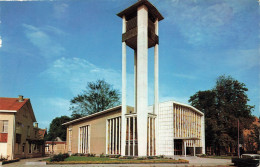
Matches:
[238,119,240,158]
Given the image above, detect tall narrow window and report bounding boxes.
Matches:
[68,128,72,152]
[79,125,90,154]
[107,116,122,155]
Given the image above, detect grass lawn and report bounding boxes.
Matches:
[199,155,238,159]
[45,156,189,164]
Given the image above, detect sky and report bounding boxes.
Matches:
[0,0,259,129]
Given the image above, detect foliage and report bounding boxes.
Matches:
[70,79,120,118]
[0,155,8,161]
[50,153,69,162]
[189,75,254,155]
[45,116,71,141]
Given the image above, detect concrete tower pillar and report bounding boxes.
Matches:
[154,18,159,155]
[137,5,148,156]
[121,15,127,156]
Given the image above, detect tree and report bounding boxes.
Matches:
[70,79,120,118]
[45,116,71,141]
[189,75,254,155]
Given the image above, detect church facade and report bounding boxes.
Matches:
[63,0,205,157]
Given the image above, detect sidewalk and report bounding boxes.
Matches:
[1,156,233,167]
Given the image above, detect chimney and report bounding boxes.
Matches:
[34,123,38,128]
[18,95,24,102]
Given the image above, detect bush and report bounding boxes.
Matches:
[137,157,145,160]
[63,153,70,159]
[85,153,95,157]
[147,156,154,159]
[71,153,79,156]
[126,156,134,159]
[0,155,8,161]
[50,153,69,162]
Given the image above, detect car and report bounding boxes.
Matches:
[232,154,260,167]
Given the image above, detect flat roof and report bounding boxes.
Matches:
[117,0,164,21]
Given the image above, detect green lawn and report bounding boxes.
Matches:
[199,155,238,159]
[45,156,189,164]
[65,156,114,161]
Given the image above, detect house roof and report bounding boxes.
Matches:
[63,105,122,126]
[0,97,36,122]
[0,97,29,111]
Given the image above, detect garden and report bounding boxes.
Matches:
[44,153,189,164]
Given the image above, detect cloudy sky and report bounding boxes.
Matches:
[0,0,259,129]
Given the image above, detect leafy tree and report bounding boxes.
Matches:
[70,79,120,118]
[45,116,71,141]
[189,75,254,155]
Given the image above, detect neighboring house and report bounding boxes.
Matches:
[63,101,205,157]
[45,137,67,155]
[0,96,45,160]
[243,117,260,153]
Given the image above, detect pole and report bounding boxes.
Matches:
[238,119,240,158]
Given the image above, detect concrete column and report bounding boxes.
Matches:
[121,15,127,156]
[109,120,112,154]
[112,119,115,154]
[128,118,131,156]
[133,117,135,156]
[201,115,205,154]
[193,140,196,156]
[154,18,159,115]
[134,50,137,113]
[119,117,121,154]
[184,140,186,157]
[148,117,150,156]
[173,138,175,158]
[115,118,118,154]
[137,4,148,157]
[154,19,159,157]
[106,120,108,154]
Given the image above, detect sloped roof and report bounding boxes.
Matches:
[0,97,29,111]
[63,105,122,126]
[0,97,36,122]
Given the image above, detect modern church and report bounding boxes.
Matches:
[63,0,205,157]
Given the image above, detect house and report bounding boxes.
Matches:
[0,95,45,160]
[243,117,260,153]
[45,137,67,155]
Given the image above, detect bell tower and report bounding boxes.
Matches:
[117,0,163,156]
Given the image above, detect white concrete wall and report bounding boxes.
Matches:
[156,101,174,156]
[0,143,7,157]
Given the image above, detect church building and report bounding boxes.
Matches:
[63,0,205,157]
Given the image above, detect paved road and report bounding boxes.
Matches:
[1,156,233,167]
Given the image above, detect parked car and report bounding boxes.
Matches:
[232,154,260,167]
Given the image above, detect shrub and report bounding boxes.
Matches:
[63,153,70,159]
[137,157,145,160]
[85,153,95,157]
[99,153,105,158]
[0,155,8,161]
[71,153,79,156]
[126,156,134,159]
[147,156,154,159]
[50,153,68,162]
